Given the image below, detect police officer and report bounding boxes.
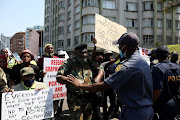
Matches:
[152,45,180,120]
[170,51,179,66]
[67,32,154,120]
[56,44,104,120]
[148,48,158,70]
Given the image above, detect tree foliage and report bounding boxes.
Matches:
[160,0,180,11]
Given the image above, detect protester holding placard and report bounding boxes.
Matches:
[9,49,40,86]
[56,44,104,120]
[37,44,59,74]
[67,32,154,120]
[12,67,47,91]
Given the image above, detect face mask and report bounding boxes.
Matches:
[23,78,35,87]
[119,45,126,58]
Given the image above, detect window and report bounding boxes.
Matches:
[46,7,50,14]
[166,36,172,44]
[68,0,72,6]
[143,2,153,11]
[126,3,137,11]
[58,27,64,34]
[82,33,95,42]
[68,11,71,19]
[143,18,153,27]
[83,15,95,25]
[68,24,71,32]
[126,19,138,28]
[157,36,163,42]
[59,13,64,21]
[143,35,154,44]
[106,17,116,22]
[75,20,80,29]
[176,20,180,29]
[59,13,65,21]
[176,6,180,13]
[59,1,65,9]
[83,0,99,8]
[75,5,80,14]
[75,36,79,45]
[166,20,172,28]
[103,0,115,9]
[157,19,163,28]
[67,39,71,46]
[58,40,64,47]
[157,2,162,11]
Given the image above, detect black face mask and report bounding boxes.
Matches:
[23,78,35,87]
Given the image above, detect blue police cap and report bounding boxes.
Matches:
[156,45,170,54]
[113,32,139,48]
[171,51,178,56]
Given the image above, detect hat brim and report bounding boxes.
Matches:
[22,73,36,76]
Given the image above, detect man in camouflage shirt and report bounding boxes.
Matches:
[56,44,104,120]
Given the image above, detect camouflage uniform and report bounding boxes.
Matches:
[0,68,8,92]
[57,58,101,120]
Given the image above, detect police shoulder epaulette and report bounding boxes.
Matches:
[153,60,158,64]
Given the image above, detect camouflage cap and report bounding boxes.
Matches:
[20,67,35,76]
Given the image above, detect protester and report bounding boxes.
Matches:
[56,44,104,120]
[170,51,179,65]
[37,44,59,81]
[55,50,66,118]
[67,32,154,120]
[148,48,158,70]
[37,44,59,118]
[0,55,12,86]
[0,67,9,118]
[1,48,18,69]
[152,45,180,120]
[58,50,66,58]
[0,67,8,93]
[11,67,47,90]
[9,49,40,86]
[102,50,117,120]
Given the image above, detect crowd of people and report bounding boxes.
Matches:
[0,32,180,120]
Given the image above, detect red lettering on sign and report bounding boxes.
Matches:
[55,87,63,92]
[53,92,67,99]
[45,66,59,72]
[51,60,65,65]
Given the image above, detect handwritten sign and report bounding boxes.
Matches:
[95,14,127,53]
[1,89,54,120]
[43,58,67,100]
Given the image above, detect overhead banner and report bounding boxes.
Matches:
[43,58,67,100]
[95,14,127,53]
[1,89,53,120]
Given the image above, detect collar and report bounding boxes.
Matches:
[23,81,36,90]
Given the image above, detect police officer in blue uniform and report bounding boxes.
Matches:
[152,45,180,120]
[67,32,154,120]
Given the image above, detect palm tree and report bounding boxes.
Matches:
[160,0,180,11]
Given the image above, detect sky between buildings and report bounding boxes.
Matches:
[0,0,44,37]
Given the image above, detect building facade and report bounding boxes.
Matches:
[44,0,180,53]
[0,33,11,50]
[25,26,44,59]
[10,32,25,55]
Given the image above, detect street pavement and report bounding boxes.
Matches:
[54,98,119,120]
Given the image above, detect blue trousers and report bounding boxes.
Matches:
[119,105,154,120]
